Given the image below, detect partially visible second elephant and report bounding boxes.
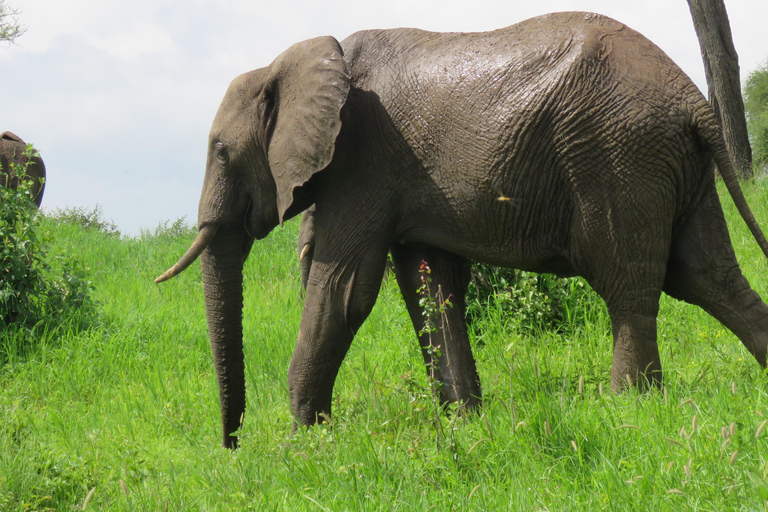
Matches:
[0,131,46,206]
[297,205,316,292]
[157,12,768,449]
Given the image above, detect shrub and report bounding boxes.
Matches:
[47,204,120,237]
[139,216,196,240]
[0,148,42,325]
[466,262,597,336]
[0,146,96,350]
[744,60,768,174]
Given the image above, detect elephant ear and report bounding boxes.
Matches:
[266,36,350,223]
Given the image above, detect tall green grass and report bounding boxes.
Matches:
[2,180,768,510]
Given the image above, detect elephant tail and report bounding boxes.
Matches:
[695,106,768,261]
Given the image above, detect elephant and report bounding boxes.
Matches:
[156,11,768,449]
[0,131,46,207]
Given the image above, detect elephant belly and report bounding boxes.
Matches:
[449,237,577,278]
[397,194,577,278]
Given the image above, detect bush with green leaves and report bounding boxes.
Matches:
[466,262,598,336]
[744,59,768,174]
[47,204,120,237]
[0,146,96,342]
[139,216,196,240]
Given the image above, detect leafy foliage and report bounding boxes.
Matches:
[139,216,196,240]
[0,146,96,358]
[466,262,597,335]
[744,59,768,173]
[47,204,120,237]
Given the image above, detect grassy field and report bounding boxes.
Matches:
[2,181,768,511]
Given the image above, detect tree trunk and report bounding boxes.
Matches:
[687,0,753,179]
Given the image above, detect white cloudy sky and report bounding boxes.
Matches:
[2,0,767,235]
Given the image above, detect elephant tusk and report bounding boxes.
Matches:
[299,243,311,261]
[154,224,219,283]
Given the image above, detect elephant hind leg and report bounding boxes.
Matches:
[606,298,664,391]
[663,194,768,367]
[572,197,671,391]
[587,264,665,391]
[390,244,481,411]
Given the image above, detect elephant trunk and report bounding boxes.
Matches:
[200,227,248,449]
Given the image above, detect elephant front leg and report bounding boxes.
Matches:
[390,244,481,410]
[288,243,389,427]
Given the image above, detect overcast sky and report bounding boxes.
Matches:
[2,0,767,235]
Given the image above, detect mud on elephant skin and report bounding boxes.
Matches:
[0,131,46,207]
[157,11,768,448]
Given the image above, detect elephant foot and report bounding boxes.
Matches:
[437,382,482,414]
[610,363,663,393]
[610,346,663,392]
[610,316,663,392]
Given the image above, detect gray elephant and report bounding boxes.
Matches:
[0,131,46,207]
[157,11,768,449]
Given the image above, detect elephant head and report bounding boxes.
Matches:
[0,131,46,207]
[156,36,349,448]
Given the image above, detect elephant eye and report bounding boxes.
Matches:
[215,142,229,164]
